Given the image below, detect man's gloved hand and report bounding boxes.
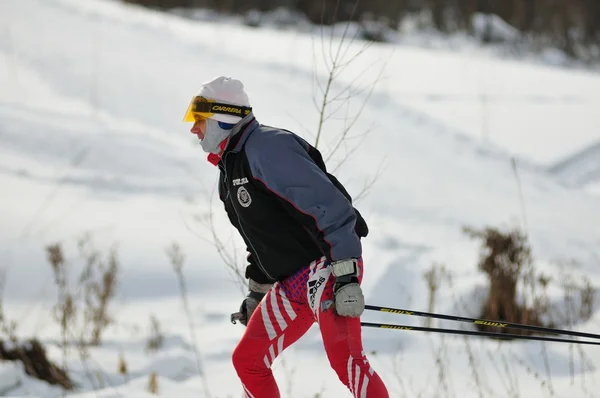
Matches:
[231,279,273,326]
[331,259,364,317]
[236,291,263,326]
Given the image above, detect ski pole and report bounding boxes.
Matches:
[365,304,600,340]
[361,322,600,346]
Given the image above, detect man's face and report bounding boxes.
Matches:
[190,115,207,140]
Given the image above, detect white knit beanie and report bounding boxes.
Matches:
[196,76,251,124]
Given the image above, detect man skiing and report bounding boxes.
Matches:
[183,76,389,397]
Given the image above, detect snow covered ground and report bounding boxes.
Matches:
[0,0,599,397]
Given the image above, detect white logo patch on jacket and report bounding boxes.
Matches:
[237,186,252,207]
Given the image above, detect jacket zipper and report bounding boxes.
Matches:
[220,153,275,281]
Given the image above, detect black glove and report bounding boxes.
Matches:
[331,259,365,317]
[230,279,273,326]
[233,291,265,326]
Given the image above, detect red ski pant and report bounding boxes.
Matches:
[232,257,389,398]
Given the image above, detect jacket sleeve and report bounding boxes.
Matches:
[246,131,361,261]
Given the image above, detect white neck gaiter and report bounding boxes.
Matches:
[200,119,235,154]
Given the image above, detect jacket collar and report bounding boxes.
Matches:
[226,114,259,154]
[207,114,259,166]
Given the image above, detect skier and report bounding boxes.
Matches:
[183,76,389,397]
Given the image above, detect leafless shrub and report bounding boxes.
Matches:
[147,371,158,394]
[579,278,595,321]
[311,0,388,190]
[77,236,119,346]
[511,351,554,397]
[558,269,595,325]
[0,272,73,390]
[118,352,129,383]
[167,242,211,397]
[44,237,120,395]
[423,263,451,327]
[0,282,19,347]
[146,314,165,353]
[183,202,246,295]
[280,352,297,398]
[46,243,75,380]
[554,268,596,389]
[422,263,455,396]
[450,286,495,398]
[47,237,119,347]
[494,350,521,398]
[391,348,409,398]
[432,335,452,397]
[462,336,485,398]
[463,226,548,336]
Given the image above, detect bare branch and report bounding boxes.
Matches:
[327,124,376,173]
[353,159,387,204]
[179,208,245,296]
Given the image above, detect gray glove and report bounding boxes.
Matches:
[231,279,273,326]
[331,259,365,317]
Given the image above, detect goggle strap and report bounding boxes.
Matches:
[192,99,252,118]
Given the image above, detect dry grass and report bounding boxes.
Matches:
[46,242,75,387]
[0,339,73,389]
[0,288,19,347]
[145,314,165,353]
[463,225,547,336]
[0,269,73,389]
[167,242,211,397]
[147,371,158,394]
[558,270,595,325]
[423,263,451,327]
[43,236,120,392]
[118,352,129,380]
[77,236,119,346]
[46,236,119,346]
[0,259,74,391]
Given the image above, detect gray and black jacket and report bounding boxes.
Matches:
[218,116,368,284]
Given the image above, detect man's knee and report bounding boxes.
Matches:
[232,340,267,375]
[232,341,249,375]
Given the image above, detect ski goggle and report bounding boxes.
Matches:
[182,96,252,122]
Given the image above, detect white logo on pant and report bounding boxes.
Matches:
[308,276,326,309]
[307,263,331,321]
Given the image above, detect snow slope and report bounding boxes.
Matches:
[1,0,599,397]
[550,140,600,194]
